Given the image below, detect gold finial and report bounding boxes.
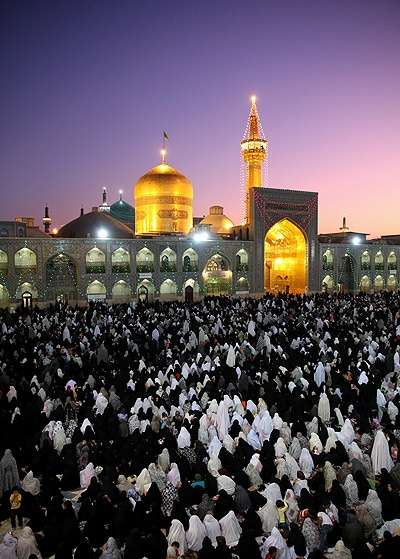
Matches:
[251,94,257,105]
[160,148,167,164]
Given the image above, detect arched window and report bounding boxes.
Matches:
[0,250,8,273]
[374,251,384,271]
[16,281,38,299]
[86,280,106,300]
[0,284,9,308]
[202,254,232,296]
[136,248,154,273]
[388,251,397,271]
[182,248,198,272]
[160,248,177,272]
[374,275,384,291]
[112,280,131,300]
[112,247,130,273]
[15,248,37,272]
[387,275,397,291]
[137,279,154,302]
[322,275,334,292]
[86,248,106,274]
[236,276,249,293]
[236,249,249,272]
[360,275,370,293]
[361,251,370,270]
[322,249,334,271]
[160,279,177,299]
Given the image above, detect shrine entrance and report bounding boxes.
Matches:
[264,219,307,294]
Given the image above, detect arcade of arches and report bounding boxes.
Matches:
[264,219,307,294]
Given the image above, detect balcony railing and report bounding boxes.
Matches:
[137,263,154,273]
[236,263,249,272]
[361,263,371,270]
[374,263,384,271]
[86,264,106,274]
[112,263,130,274]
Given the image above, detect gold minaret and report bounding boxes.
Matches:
[240,95,268,223]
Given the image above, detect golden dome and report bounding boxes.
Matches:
[200,206,234,235]
[134,163,193,236]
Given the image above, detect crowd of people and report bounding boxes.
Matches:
[0,291,400,559]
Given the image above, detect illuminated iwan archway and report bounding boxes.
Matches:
[264,219,307,294]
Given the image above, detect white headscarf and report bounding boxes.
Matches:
[80,462,96,489]
[314,361,325,387]
[219,510,242,547]
[299,448,314,478]
[21,471,40,496]
[186,515,206,552]
[136,468,151,495]
[167,463,181,488]
[203,513,222,545]
[318,392,330,422]
[217,474,236,496]
[177,426,191,449]
[167,519,187,553]
[371,430,394,475]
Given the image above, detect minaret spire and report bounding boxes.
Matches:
[42,204,52,233]
[240,95,268,224]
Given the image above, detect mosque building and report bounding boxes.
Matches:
[0,97,399,308]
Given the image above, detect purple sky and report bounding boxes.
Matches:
[1,0,399,237]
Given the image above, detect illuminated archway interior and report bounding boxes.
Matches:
[202,254,232,295]
[264,219,307,294]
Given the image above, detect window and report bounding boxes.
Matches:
[112,248,130,273]
[86,248,106,274]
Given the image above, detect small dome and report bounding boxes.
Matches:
[199,206,234,235]
[58,211,134,239]
[110,197,135,226]
[134,163,193,235]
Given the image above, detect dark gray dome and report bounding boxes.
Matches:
[57,211,134,239]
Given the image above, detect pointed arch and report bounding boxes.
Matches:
[374,275,384,291]
[235,249,249,272]
[202,253,232,295]
[182,248,198,272]
[86,280,106,300]
[86,247,106,273]
[16,281,38,299]
[160,248,177,272]
[160,279,177,299]
[374,251,384,271]
[360,275,370,293]
[112,247,130,273]
[388,251,397,271]
[0,284,9,308]
[15,247,37,271]
[264,218,307,294]
[387,275,397,291]
[322,274,334,292]
[361,250,370,270]
[136,248,154,273]
[0,250,8,273]
[112,280,131,300]
[236,276,249,293]
[322,249,334,271]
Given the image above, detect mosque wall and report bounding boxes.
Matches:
[0,237,254,307]
[319,242,399,293]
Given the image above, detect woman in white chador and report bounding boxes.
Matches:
[219,510,242,547]
[371,430,394,475]
[186,515,206,552]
